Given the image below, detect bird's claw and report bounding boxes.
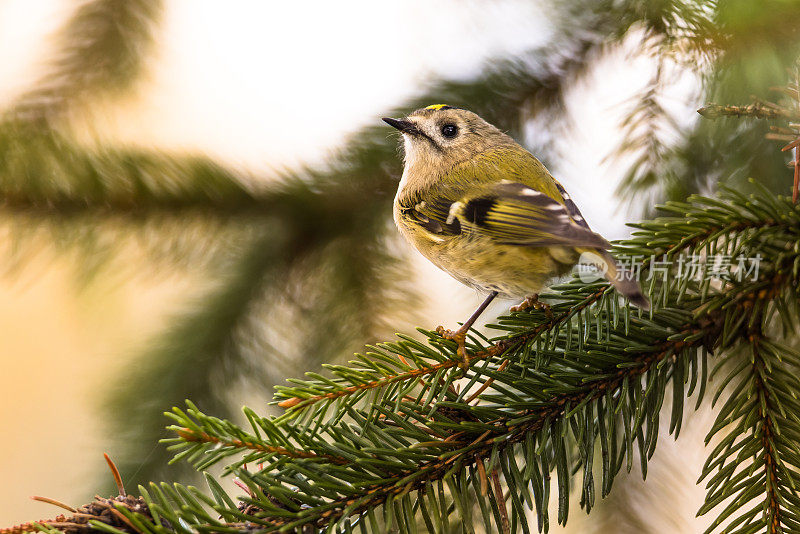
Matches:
[436,326,470,372]
[511,294,553,319]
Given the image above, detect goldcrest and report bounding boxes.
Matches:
[383,104,648,365]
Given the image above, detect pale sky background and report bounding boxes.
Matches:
[0,0,707,528]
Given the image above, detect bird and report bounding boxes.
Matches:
[383,104,649,369]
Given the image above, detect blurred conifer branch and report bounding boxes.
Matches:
[609,0,800,208]
[12,0,163,124]
[698,60,800,203]
[697,102,799,121]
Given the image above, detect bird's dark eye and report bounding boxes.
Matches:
[441,124,458,138]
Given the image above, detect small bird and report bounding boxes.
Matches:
[383,104,649,368]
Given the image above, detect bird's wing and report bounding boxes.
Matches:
[551,180,591,230]
[402,180,609,248]
[397,145,608,248]
[399,179,611,250]
[397,194,463,236]
[452,181,611,248]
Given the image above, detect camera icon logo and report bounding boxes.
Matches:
[576,251,609,283]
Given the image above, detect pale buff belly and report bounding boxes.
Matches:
[406,230,579,299]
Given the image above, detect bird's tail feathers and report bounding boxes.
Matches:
[577,248,650,311]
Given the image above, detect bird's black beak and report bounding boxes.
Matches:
[382,117,420,136]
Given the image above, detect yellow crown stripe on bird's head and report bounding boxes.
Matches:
[425,104,451,110]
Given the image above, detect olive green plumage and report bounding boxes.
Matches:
[383,105,649,310]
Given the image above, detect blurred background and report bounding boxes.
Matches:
[0,0,798,531]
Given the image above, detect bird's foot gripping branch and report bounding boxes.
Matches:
[9,186,800,533]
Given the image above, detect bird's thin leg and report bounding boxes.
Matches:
[511,293,552,318]
[437,291,498,370]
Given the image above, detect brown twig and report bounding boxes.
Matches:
[94,499,140,533]
[465,359,510,404]
[104,453,126,497]
[177,428,351,465]
[476,458,489,497]
[794,146,800,204]
[490,469,510,534]
[31,496,77,513]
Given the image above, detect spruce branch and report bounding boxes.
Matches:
[161,189,799,532]
[0,123,268,220]
[699,333,800,533]
[271,324,703,529]
[275,286,608,414]
[4,187,800,533]
[152,272,789,533]
[752,337,784,534]
[613,53,681,209]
